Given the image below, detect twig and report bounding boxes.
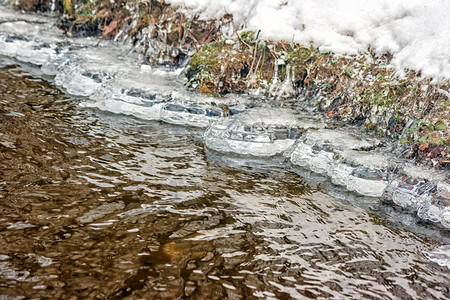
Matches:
[258,45,266,73]
[267,46,277,60]
[249,40,259,76]
[199,24,216,46]
[183,26,199,52]
[254,49,263,74]
[235,32,252,49]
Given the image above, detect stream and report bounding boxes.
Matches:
[0,6,449,299]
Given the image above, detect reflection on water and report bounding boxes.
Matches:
[0,63,449,299]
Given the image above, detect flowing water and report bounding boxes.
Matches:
[0,6,449,300]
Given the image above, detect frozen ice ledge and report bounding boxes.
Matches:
[205,109,449,229]
[0,6,448,231]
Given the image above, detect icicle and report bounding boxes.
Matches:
[268,61,279,96]
[277,65,295,99]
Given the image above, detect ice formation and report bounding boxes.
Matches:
[425,245,450,270]
[0,6,448,235]
[204,108,314,156]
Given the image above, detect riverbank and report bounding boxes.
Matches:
[1,59,449,299]
[8,0,450,169]
[1,1,449,278]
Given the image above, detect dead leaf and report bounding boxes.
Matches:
[343,107,351,114]
[418,142,429,151]
[102,20,117,38]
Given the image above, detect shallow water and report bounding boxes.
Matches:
[2,4,448,230]
[0,60,449,299]
[0,6,449,299]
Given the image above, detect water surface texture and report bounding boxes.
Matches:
[0,58,449,300]
[0,7,449,300]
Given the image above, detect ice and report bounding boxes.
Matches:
[424,245,450,270]
[291,130,448,214]
[82,80,172,120]
[159,92,249,127]
[383,167,449,228]
[204,108,312,156]
[205,148,287,173]
[304,129,381,151]
[0,34,55,65]
[289,129,388,197]
[1,5,448,228]
[341,150,390,170]
[160,101,223,128]
[0,8,247,127]
[55,64,107,97]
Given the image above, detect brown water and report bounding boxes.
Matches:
[0,62,449,299]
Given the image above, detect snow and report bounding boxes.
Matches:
[167,0,450,80]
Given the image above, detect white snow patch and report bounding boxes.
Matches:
[167,0,450,80]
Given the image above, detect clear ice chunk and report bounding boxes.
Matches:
[424,245,450,270]
[304,129,381,151]
[383,166,449,228]
[204,108,312,156]
[290,130,388,197]
[160,101,224,128]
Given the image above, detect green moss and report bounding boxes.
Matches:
[400,138,410,145]
[287,46,312,64]
[435,120,447,131]
[63,0,73,17]
[240,31,256,45]
[321,83,334,90]
[77,0,95,16]
[344,67,353,78]
[401,119,449,146]
[189,41,225,73]
[363,81,409,108]
[417,135,428,143]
